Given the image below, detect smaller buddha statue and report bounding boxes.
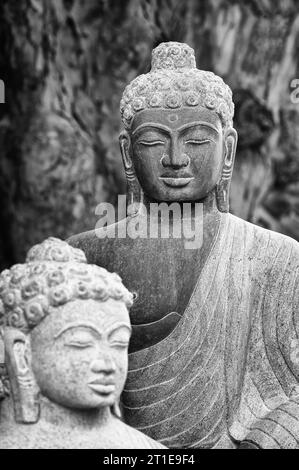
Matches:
[0,237,165,449]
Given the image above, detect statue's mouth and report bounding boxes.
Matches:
[88,380,115,395]
[159,177,194,187]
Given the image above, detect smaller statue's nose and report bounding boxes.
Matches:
[91,354,116,375]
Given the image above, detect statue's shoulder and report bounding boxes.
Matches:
[227,213,299,262]
[67,228,99,251]
[67,216,128,250]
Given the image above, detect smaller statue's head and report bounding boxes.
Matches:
[0,238,133,423]
[119,42,237,211]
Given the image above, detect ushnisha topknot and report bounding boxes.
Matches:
[0,237,133,333]
[120,41,234,130]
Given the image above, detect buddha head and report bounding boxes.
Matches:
[119,41,237,211]
[0,238,133,423]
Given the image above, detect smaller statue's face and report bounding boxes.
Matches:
[30,298,131,410]
[130,107,225,202]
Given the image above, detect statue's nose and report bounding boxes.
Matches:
[160,135,189,169]
[91,352,116,374]
[160,152,190,169]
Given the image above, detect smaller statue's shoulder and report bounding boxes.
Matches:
[118,420,167,449]
[0,423,32,449]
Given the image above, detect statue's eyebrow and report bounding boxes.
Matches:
[132,121,220,136]
[177,121,220,133]
[54,322,102,339]
[55,322,132,340]
[106,322,132,339]
[132,123,171,136]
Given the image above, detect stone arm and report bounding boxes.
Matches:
[241,264,299,449]
[241,400,299,449]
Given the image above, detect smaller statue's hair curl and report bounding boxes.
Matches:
[0,237,133,334]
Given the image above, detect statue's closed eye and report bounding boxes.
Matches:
[63,330,95,349]
[138,140,165,146]
[185,139,211,145]
[109,327,131,349]
[109,340,129,349]
[65,340,94,349]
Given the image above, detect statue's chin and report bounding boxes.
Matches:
[40,390,116,411]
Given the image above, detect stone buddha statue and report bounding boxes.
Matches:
[68,42,299,448]
[0,237,165,449]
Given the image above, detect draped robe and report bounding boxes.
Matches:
[122,213,299,448]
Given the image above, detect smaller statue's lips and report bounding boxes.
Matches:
[88,382,116,395]
[159,177,194,187]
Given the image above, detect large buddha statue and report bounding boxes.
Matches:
[0,237,165,449]
[68,42,299,448]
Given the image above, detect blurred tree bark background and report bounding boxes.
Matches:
[0,0,299,269]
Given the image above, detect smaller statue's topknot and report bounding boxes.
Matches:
[26,237,87,264]
[151,42,196,71]
[0,238,133,334]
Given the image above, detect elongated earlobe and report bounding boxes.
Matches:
[119,131,134,180]
[4,328,40,423]
[112,401,122,419]
[216,128,238,212]
[119,131,143,214]
[0,332,9,400]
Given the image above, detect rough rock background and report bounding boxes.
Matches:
[0,0,299,269]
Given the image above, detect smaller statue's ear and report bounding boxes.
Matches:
[0,330,4,366]
[216,127,238,212]
[4,328,40,423]
[0,330,6,400]
[119,130,133,174]
[112,401,122,419]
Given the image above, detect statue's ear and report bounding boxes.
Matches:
[119,130,133,174]
[119,130,143,209]
[0,330,6,399]
[216,127,238,212]
[4,328,39,423]
[223,127,238,174]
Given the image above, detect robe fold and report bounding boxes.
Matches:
[122,213,299,448]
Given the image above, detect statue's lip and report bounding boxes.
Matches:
[159,176,194,187]
[88,382,116,394]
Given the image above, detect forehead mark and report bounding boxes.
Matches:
[168,113,178,123]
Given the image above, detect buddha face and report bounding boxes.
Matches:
[126,106,235,202]
[30,298,131,410]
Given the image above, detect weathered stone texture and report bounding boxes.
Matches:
[1,0,299,268]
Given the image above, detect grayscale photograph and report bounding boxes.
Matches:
[0,0,298,454]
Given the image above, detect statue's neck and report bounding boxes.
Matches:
[39,395,112,429]
[137,189,221,220]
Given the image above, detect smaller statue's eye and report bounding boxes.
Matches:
[110,341,129,349]
[185,139,211,145]
[138,140,165,146]
[65,341,93,349]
